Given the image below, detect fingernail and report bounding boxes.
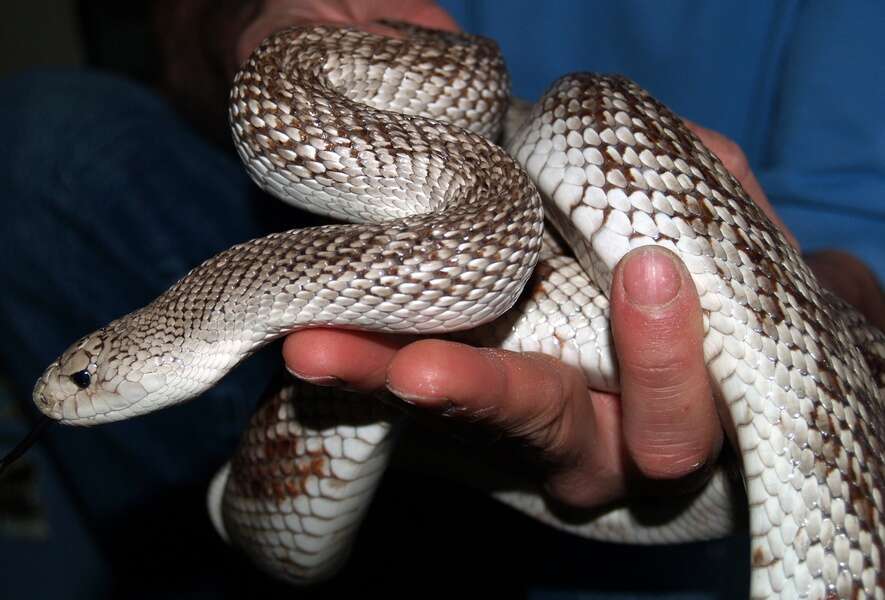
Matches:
[385,383,448,408]
[439,401,468,418]
[285,365,343,387]
[621,247,682,307]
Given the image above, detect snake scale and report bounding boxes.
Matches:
[30,25,885,598]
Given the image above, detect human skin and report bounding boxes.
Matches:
[221,0,883,510]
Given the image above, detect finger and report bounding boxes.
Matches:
[385,340,626,507]
[611,246,722,483]
[236,2,459,67]
[684,120,799,249]
[236,13,386,69]
[282,329,409,392]
[806,250,885,330]
[393,3,460,32]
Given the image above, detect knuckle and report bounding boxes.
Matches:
[522,381,573,454]
[514,355,587,460]
[630,442,713,481]
[545,461,623,509]
[546,481,597,509]
[716,138,750,178]
[619,309,706,388]
[628,360,697,393]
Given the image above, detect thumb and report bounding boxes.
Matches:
[610,246,722,485]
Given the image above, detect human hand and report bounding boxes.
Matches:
[805,250,885,329]
[242,1,714,508]
[283,118,876,511]
[235,0,459,72]
[153,0,457,138]
[687,122,884,327]
[257,21,873,510]
[685,121,799,249]
[283,245,722,508]
[246,0,723,509]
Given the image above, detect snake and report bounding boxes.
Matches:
[27,24,885,599]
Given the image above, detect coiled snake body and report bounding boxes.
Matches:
[32,25,885,599]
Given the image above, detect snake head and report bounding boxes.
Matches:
[33,325,165,425]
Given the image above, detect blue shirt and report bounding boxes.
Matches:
[440,0,885,281]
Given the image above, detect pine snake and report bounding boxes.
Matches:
[31,24,885,599]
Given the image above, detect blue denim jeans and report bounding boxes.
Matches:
[0,69,748,599]
[0,68,290,598]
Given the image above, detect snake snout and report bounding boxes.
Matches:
[32,363,64,421]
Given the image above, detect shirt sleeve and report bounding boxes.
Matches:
[755,1,885,281]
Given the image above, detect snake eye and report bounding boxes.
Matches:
[70,370,91,389]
